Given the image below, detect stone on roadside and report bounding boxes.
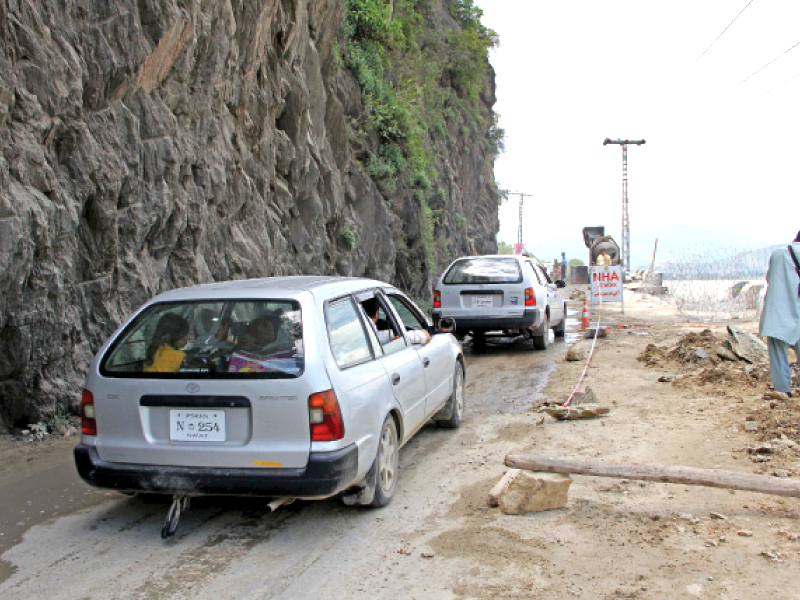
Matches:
[744,421,759,432]
[545,404,610,420]
[727,325,768,364]
[494,469,572,515]
[566,345,587,362]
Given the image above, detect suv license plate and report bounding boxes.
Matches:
[472,295,493,308]
[170,410,226,442]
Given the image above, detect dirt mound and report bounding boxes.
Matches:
[749,396,800,445]
[638,327,771,392]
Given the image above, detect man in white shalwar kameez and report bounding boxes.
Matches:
[759,231,800,396]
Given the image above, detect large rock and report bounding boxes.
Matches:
[0,1,500,428]
[490,469,572,515]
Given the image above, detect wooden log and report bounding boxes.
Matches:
[505,454,800,498]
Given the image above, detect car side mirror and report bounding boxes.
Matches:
[555,280,566,288]
[436,317,456,334]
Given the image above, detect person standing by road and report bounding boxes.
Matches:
[560,252,568,281]
[759,231,800,396]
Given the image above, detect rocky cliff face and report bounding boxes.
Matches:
[0,0,499,430]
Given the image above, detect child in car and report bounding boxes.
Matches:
[142,313,190,373]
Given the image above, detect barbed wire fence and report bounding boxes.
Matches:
[658,246,773,322]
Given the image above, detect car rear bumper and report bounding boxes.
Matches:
[433,308,540,333]
[74,443,359,498]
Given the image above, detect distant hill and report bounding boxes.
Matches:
[513,223,777,272]
[631,224,773,270]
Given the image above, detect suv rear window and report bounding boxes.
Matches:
[442,257,523,285]
[100,300,303,379]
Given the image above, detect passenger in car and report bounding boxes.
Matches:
[142,313,190,373]
[228,314,295,373]
[193,308,219,345]
[362,298,431,346]
[234,315,282,353]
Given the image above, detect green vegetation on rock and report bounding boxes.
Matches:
[342,0,501,275]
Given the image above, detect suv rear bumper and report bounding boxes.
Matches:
[74,443,358,498]
[433,308,540,333]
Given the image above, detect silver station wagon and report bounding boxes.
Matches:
[432,254,566,349]
[74,276,464,533]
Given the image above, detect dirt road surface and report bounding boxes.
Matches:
[1,289,799,600]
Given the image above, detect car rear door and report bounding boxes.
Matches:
[322,294,394,476]
[532,262,565,325]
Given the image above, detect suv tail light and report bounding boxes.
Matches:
[433,290,441,309]
[524,288,536,307]
[81,389,97,436]
[308,390,345,441]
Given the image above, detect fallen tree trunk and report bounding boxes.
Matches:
[505,454,800,498]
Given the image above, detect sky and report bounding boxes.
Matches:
[474,0,799,260]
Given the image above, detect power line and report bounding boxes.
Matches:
[740,40,800,84]
[694,0,756,63]
[757,71,800,97]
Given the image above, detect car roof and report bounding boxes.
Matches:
[147,276,394,303]
[447,254,530,265]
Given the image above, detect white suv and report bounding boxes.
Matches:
[432,255,566,349]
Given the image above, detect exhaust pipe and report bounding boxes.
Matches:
[267,497,295,512]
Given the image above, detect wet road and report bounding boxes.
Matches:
[0,310,581,598]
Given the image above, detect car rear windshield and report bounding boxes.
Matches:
[442,257,523,285]
[100,300,303,379]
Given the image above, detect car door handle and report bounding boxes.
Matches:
[392,373,401,385]
[422,357,430,368]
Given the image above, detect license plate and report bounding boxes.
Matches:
[170,410,226,442]
[472,295,493,308]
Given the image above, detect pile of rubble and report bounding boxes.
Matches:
[638,326,771,392]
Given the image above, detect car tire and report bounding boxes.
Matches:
[437,364,464,429]
[553,314,566,338]
[366,415,399,508]
[532,313,549,350]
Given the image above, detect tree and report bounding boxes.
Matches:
[497,241,513,255]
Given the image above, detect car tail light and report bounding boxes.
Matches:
[524,288,536,307]
[81,389,97,436]
[308,390,345,441]
[433,290,441,309]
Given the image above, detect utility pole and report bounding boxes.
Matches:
[510,192,535,255]
[603,138,645,274]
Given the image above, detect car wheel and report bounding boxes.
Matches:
[532,313,549,350]
[437,364,464,429]
[553,314,566,338]
[367,415,399,508]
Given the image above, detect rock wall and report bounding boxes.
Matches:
[0,0,499,429]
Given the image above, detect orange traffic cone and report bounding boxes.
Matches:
[580,301,590,331]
